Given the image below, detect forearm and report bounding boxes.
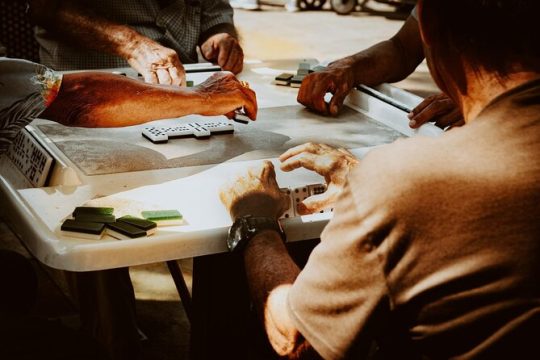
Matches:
[29,0,141,58]
[42,72,205,127]
[244,231,317,359]
[339,16,424,86]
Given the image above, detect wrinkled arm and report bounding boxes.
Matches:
[29,0,140,60]
[29,0,185,85]
[41,72,257,127]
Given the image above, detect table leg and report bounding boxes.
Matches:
[166,260,193,323]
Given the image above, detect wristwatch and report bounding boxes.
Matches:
[227,215,286,253]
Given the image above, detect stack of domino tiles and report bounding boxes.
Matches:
[274,63,327,88]
[60,207,183,240]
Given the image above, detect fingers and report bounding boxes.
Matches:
[239,87,258,120]
[297,185,340,215]
[433,108,463,129]
[408,93,461,128]
[127,43,185,86]
[168,56,186,86]
[297,73,333,115]
[156,68,172,85]
[328,84,350,116]
[279,143,336,177]
[279,142,328,164]
[195,71,257,120]
[200,41,216,62]
[217,42,232,71]
[222,45,244,74]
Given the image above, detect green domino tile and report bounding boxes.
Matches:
[186,80,194,87]
[118,216,157,231]
[73,207,114,217]
[275,73,294,82]
[141,210,182,221]
[61,219,105,235]
[106,222,147,239]
[74,213,116,224]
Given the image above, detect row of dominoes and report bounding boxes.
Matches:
[6,129,55,187]
[142,120,234,143]
[279,183,334,219]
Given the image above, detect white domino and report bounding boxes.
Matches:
[142,120,234,143]
[279,183,334,219]
[202,121,235,134]
[142,127,169,143]
[6,128,55,187]
[189,123,211,138]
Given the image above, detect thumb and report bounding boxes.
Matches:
[201,41,217,61]
[297,191,333,215]
[329,88,349,116]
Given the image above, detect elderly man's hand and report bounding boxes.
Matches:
[408,93,464,129]
[220,161,290,221]
[297,60,356,116]
[123,36,186,86]
[194,72,257,120]
[200,33,244,74]
[280,143,358,215]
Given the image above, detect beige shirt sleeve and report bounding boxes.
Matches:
[287,154,403,360]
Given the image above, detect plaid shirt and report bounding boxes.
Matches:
[35,0,236,70]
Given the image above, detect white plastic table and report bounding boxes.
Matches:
[0,59,441,272]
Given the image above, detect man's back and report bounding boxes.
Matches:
[288,80,540,359]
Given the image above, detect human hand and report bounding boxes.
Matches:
[408,93,464,129]
[201,33,244,74]
[220,161,290,221]
[297,60,356,116]
[123,36,186,86]
[194,72,257,120]
[279,143,358,215]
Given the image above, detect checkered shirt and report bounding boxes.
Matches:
[35,0,235,70]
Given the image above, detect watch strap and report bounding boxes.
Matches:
[227,215,286,253]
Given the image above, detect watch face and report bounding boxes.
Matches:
[227,218,245,251]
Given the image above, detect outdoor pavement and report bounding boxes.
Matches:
[0,3,438,360]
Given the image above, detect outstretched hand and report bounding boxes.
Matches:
[220,161,290,221]
[279,143,358,215]
[194,72,257,120]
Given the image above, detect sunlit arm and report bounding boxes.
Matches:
[41,72,257,127]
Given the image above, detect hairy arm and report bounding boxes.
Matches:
[29,0,185,85]
[244,231,321,360]
[29,0,140,59]
[41,72,257,127]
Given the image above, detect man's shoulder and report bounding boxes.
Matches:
[351,135,443,188]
